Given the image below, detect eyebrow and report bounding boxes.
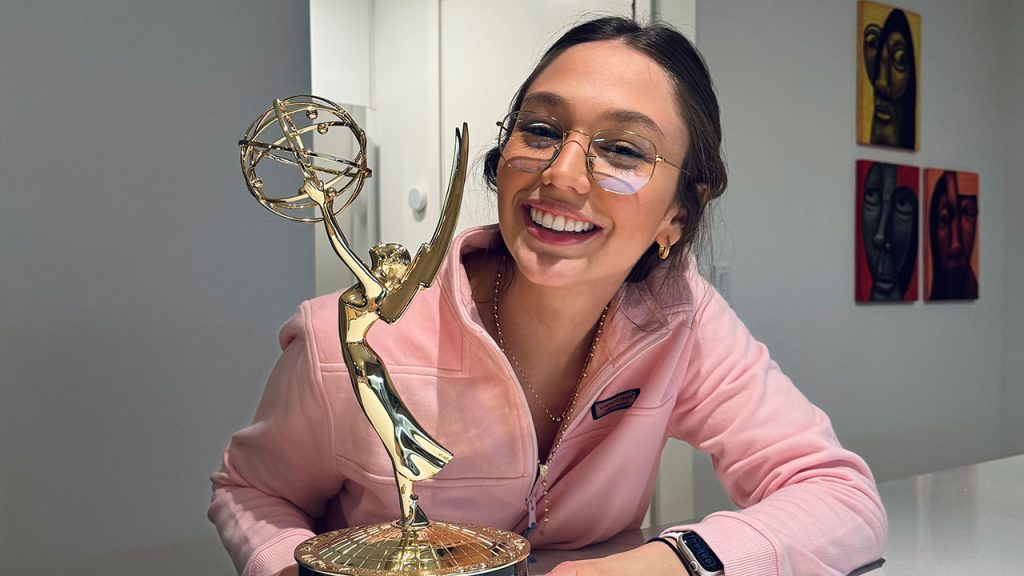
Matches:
[521,91,665,137]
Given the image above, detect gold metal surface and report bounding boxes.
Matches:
[296,522,529,576]
[240,95,371,223]
[239,95,528,575]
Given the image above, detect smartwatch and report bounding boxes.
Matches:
[651,530,724,576]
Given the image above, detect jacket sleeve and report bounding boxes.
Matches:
[664,288,887,576]
[208,301,346,576]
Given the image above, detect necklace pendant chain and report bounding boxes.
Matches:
[492,256,610,531]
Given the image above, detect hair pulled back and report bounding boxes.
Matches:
[482,16,726,282]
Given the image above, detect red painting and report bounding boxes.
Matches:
[855,160,920,302]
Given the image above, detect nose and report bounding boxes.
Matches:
[541,135,591,195]
[875,47,890,95]
[949,213,963,256]
[872,200,892,252]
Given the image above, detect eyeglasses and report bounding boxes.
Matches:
[496,110,685,195]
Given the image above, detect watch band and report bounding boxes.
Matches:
[650,531,724,576]
[649,537,692,573]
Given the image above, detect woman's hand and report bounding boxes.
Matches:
[546,542,688,576]
[272,565,298,576]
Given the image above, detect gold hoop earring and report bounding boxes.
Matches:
[658,243,671,260]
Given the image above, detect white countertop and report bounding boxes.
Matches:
[866,453,1024,574]
[532,454,1024,575]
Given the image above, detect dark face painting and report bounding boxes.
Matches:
[856,160,919,302]
[858,2,920,150]
[925,169,980,301]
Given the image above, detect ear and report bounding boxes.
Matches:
[657,203,688,247]
[696,183,712,204]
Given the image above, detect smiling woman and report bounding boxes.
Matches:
[210,16,887,576]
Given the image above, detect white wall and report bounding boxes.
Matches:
[1000,0,1024,455]
[0,1,312,573]
[693,0,1020,512]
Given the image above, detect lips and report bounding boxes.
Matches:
[529,206,595,233]
[874,101,892,122]
[520,203,601,246]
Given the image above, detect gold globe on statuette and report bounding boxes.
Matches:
[238,95,530,576]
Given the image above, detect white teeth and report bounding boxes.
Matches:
[529,207,594,233]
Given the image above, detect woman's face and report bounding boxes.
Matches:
[496,41,687,291]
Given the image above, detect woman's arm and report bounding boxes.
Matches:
[209,302,346,576]
[662,287,887,576]
[552,285,885,576]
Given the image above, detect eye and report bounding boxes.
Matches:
[892,45,908,72]
[864,186,880,205]
[593,139,652,172]
[598,140,646,159]
[518,121,561,148]
[959,198,979,219]
[938,208,952,227]
[864,25,880,51]
[893,189,916,214]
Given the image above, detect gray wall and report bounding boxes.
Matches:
[1001,0,1024,456]
[693,0,1022,514]
[0,1,312,574]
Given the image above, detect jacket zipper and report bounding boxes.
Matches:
[476,328,542,532]
[477,318,671,537]
[526,329,671,536]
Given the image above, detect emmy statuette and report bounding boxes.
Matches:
[239,95,529,576]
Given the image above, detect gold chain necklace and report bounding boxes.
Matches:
[492,257,609,530]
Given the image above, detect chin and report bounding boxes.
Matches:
[506,244,589,288]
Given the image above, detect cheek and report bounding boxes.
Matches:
[496,162,537,205]
[863,203,881,231]
[890,68,908,99]
[961,219,977,246]
[891,219,912,253]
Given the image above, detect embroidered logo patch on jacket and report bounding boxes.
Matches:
[590,389,640,420]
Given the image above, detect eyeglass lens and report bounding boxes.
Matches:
[498,111,658,195]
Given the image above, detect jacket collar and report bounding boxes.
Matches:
[439,226,699,350]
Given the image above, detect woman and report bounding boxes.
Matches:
[210,17,887,576]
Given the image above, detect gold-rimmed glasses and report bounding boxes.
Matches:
[496,110,685,195]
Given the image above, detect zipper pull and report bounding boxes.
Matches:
[522,492,538,563]
[526,492,537,531]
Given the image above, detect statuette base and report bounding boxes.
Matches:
[296,520,530,576]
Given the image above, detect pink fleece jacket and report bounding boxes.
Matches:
[209,226,887,576]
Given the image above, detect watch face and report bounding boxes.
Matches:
[681,532,724,571]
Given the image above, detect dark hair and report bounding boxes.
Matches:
[870,9,917,149]
[482,16,727,283]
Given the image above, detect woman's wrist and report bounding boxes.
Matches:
[647,531,724,576]
[647,537,691,572]
[641,541,692,576]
